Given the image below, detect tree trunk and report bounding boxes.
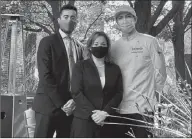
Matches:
[172,1,185,80]
[47,1,60,32]
[134,0,151,33]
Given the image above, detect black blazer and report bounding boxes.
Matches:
[32,32,86,115]
[71,59,123,119]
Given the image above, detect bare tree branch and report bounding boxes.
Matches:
[183,6,191,29]
[167,22,173,34]
[82,11,103,41]
[126,0,134,8]
[42,3,54,21]
[148,0,167,30]
[184,25,191,33]
[150,1,180,36]
[23,27,42,32]
[42,3,55,32]
[32,20,51,27]
[183,1,192,15]
[29,19,52,35]
[49,24,55,33]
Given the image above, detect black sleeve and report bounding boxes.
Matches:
[103,66,123,114]
[71,62,95,115]
[37,37,64,108]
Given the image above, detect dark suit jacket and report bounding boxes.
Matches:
[32,32,87,115]
[71,59,123,119]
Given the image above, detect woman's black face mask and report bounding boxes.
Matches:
[90,47,109,58]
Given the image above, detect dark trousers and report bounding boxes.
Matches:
[34,109,73,138]
[105,113,153,138]
[70,117,102,138]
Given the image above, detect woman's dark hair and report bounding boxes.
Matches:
[59,4,78,17]
[87,31,112,63]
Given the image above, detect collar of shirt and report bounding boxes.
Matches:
[122,30,139,41]
[59,29,72,39]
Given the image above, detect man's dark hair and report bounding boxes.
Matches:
[59,4,78,17]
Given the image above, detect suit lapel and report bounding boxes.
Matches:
[87,59,103,93]
[103,61,109,92]
[57,34,80,62]
[54,33,69,84]
[87,59,111,92]
[55,32,68,59]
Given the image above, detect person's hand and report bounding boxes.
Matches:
[91,110,108,125]
[97,121,104,126]
[61,99,75,116]
[64,99,75,108]
[64,105,76,116]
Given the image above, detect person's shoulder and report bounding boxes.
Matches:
[111,38,123,49]
[38,34,57,51]
[106,62,121,71]
[138,33,157,41]
[44,33,56,39]
[40,34,57,44]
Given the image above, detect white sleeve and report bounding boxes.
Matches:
[149,38,167,93]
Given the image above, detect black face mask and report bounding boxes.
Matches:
[90,47,108,58]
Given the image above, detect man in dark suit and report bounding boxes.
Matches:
[32,4,88,138]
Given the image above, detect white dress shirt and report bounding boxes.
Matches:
[59,29,77,63]
[100,76,105,89]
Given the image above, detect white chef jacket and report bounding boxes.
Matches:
[110,32,167,114]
